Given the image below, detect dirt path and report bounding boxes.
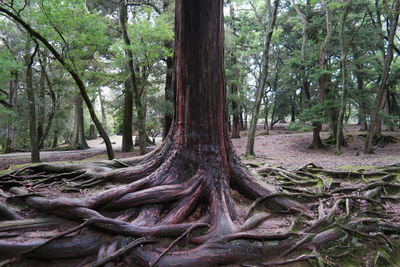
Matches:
[233,124,400,170]
[1,126,399,171]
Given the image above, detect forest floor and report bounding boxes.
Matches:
[1,124,399,171]
[1,124,400,266]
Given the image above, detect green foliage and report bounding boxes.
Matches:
[285,121,313,132]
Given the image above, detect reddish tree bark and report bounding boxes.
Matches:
[0,1,306,266]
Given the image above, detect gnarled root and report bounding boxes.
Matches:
[1,146,400,266]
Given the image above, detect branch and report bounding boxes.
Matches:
[126,0,161,14]
[0,99,12,108]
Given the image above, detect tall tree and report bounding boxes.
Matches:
[335,0,352,155]
[0,3,115,159]
[1,1,305,265]
[24,41,40,163]
[310,0,332,149]
[246,0,280,156]
[364,1,400,153]
[119,0,148,155]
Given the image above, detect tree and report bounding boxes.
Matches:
[24,40,41,162]
[364,0,400,153]
[4,1,400,266]
[246,0,280,156]
[0,24,21,153]
[335,0,352,155]
[0,0,306,264]
[0,1,115,159]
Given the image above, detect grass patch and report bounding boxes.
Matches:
[337,165,379,171]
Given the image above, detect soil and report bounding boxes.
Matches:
[1,125,400,266]
[233,124,400,170]
[1,124,399,171]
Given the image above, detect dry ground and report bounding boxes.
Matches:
[1,124,399,171]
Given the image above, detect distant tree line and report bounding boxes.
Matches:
[0,0,399,162]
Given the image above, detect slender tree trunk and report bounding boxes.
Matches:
[119,0,147,155]
[163,55,174,140]
[25,43,40,163]
[310,0,332,149]
[71,94,89,150]
[290,93,296,122]
[162,1,174,140]
[3,71,18,153]
[0,7,115,159]
[37,52,46,145]
[51,129,58,148]
[263,96,269,134]
[38,53,56,149]
[239,105,245,131]
[229,2,240,139]
[245,0,279,156]
[353,47,368,131]
[336,0,352,155]
[97,88,107,134]
[88,124,96,140]
[364,1,399,154]
[121,80,134,152]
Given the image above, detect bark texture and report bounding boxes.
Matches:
[25,43,40,163]
[246,0,279,156]
[4,1,397,267]
[364,1,400,154]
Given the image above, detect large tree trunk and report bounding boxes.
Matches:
[4,1,393,266]
[364,1,399,154]
[246,0,279,156]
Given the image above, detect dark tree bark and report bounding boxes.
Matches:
[353,47,368,131]
[97,88,108,134]
[246,0,279,156]
[163,55,174,140]
[263,95,269,133]
[0,1,312,266]
[119,0,147,155]
[310,0,332,149]
[364,1,400,154]
[24,43,40,163]
[51,129,59,148]
[228,1,240,139]
[37,52,46,145]
[3,71,18,153]
[162,0,174,140]
[88,124,97,140]
[71,94,89,150]
[290,93,296,122]
[335,0,352,155]
[38,52,56,149]
[121,79,134,152]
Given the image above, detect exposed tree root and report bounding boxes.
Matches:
[2,152,400,266]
